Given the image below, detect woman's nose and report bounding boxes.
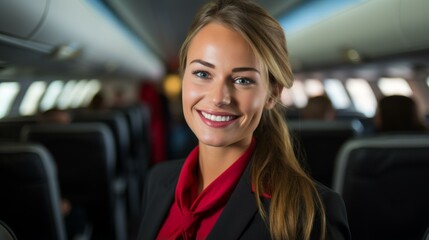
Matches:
[210,81,231,106]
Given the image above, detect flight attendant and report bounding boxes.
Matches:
[138,0,351,239]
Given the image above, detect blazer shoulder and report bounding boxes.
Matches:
[147,159,185,180]
[146,159,184,185]
[148,159,184,177]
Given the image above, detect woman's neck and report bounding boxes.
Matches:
[197,140,251,192]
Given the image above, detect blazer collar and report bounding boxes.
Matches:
[141,160,261,240]
[207,162,260,240]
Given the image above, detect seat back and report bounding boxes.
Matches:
[111,104,152,228]
[333,134,429,240]
[0,143,66,240]
[113,104,151,175]
[0,116,37,141]
[0,220,18,240]
[288,119,363,187]
[424,225,429,240]
[21,123,125,240]
[73,110,140,232]
[73,111,130,176]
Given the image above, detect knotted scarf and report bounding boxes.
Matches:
[157,139,256,239]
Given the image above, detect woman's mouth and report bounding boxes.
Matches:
[198,110,239,128]
[201,111,236,122]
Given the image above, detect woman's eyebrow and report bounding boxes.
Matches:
[190,59,260,74]
[232,67,260,74]
[190,59,215,68]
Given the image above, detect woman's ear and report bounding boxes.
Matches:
[265,84,282,109]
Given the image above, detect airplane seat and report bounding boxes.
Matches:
[113,104,151,177]
[0,220,17,240]
[73,111,130,176]
[284,107,301,120]
[424,225,429,240]
[21,123,127,240]
[287,119,364,188]
[134,104,151,174]
[334,110,376,135]
[112,104,152,229]
[72,110,141,231]
[0,143,66,240]
[335,109,366,120]
[332,134,429,240]
[0,116,37,141]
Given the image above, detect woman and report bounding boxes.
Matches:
[138,0,351,239]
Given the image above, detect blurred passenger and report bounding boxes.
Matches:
[88,92,109,111]
[38,108,72,124]
[139,82,168,165]
[302,95,336,120]
[112,87,130,107]
[374,95,428,133]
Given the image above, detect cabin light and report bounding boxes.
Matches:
[163,74,182,99]
[343,48,362,64]
[50,43,82,60]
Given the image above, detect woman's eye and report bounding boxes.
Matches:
[193,71,210,79]
[234,77,253,85]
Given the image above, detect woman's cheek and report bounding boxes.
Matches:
[183,80,205,106]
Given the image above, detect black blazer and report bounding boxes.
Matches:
[137,159,351,240]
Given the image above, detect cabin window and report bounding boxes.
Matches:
[280,88,294,107]
[0,82,20,119]
[324,78,351,109]
[290,80,308,108]
[346,78,377,117]
[40,81,65,111]
[81,79,102,107]
[68,80,89,108]
[57,80,77,109]
[20,81,47,116]
[304,79,324,96]
[71,79,94,108]
[378,77,412,96]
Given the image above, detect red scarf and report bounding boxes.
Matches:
[157,139,256,240]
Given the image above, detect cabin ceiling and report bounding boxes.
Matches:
[101,0,302,70]
[103,0,429,73]
[0,0,428,80]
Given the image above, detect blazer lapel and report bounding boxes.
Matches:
[207,163,259,240]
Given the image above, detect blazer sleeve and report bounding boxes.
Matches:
[316,186,351,240]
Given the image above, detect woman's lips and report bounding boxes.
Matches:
[198,110,239,128]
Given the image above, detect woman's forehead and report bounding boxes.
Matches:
[187,23,263,71]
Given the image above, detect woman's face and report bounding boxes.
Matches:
[182,23,273,148]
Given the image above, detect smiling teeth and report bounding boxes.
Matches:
[201,112,234,122]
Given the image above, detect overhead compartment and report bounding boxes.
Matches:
[0,0,165,79]
[0,0,48,39]
[287,0,429,71]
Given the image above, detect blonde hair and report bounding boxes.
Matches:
[179,0,326,239]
